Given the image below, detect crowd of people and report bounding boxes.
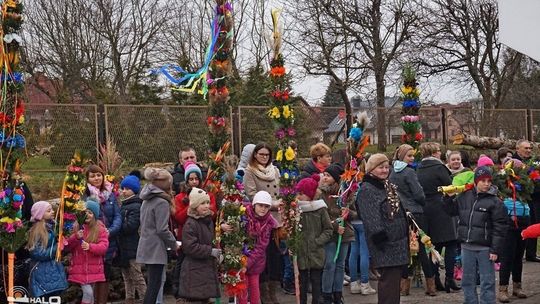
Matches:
[3,139,540,304]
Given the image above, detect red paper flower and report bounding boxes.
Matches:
[415,133,423,141]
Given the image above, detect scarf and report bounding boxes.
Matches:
[187,209,214,219]
[364,175,401,220]
[313,160,327,173]
[447,164,465,176]
[87,182,113,204]
[247,164,278,182]
[246,204,277,239]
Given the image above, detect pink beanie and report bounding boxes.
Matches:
[295,174,321,200]
[30,201,51,222]
[477,155,494,167]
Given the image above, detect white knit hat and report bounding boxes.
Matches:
[252,191,272,206]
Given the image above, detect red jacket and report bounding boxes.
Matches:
[173,191,218,240]
[65,221,109,284]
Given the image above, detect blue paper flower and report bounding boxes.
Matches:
[349,127,362,141]
[403,100,419,108]
[514,182,522,192]
[13,194,22,202]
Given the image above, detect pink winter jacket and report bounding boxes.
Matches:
[65,221,109,284]
[245,204,277,275]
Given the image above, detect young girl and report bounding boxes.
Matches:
[320,164,361,303]
[177,187,221,302]
[118,173,147,303]
[173,162,218,298]
[66,198,109,304]
[84,165,121,303]
[27,201,68,298]
[239,191,277,304]
[295,174,333,304]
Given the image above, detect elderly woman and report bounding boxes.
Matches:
[300,143,332,179]
[356,153,409,304]
[417,142,460,293]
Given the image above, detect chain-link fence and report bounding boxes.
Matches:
[21,103,539,200]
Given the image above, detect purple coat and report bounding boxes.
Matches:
[245,204,277,275]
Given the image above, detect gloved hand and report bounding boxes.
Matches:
[211,248,222,259]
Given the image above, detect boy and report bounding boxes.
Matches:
[444,166,508,304]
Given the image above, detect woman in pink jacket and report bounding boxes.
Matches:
[238,191,277,304]
[66,198,109,304]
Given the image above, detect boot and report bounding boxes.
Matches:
[512,282,527,298]
[434,276,445,291]
[498,286,510,303]
[268,281,280,304]
[400,278,410,296]
[425,277,437,296]
[322,293,333,304]
[95,281,109,304]
[332,292,343,304]
[445,277,461,293]
[124,298,135,304]
[260,281,271,304]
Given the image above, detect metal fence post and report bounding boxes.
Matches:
[527,109,533,142]
[441,108,448,146]
[232,107,240,157]
[97,103,106,147]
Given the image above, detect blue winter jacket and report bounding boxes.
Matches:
[99,195,122,260]
[29,228,68,297]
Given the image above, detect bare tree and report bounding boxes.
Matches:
[287,0,370,140]
[419,0,523,110]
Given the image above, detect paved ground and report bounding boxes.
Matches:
[117,260,540,303]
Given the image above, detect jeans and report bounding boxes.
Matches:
[461,248,495,304]
[500,228,526,285]
[239,274,260,304]
[322,241,350,293]
[281,241,294,284]
[349,223,370,283]
[433,240,458,279]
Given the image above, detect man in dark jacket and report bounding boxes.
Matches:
[443,166,508,304]
[171,147,207,195]
[513,139,540,262]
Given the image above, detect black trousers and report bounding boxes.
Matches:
[500,228,526,285]
[143,264,165,304]
[299,268,322,304]
[433,240,458,279]
[378,266,403,304]
[526,200,540,258]
[172,251,185,298]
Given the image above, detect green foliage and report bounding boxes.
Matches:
[493,164,535,203]
[322,78,344,107]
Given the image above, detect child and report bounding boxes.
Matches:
[443,166,507,304]
[239,191,278,304]
[177,188,221,302]
[295,174,333,304]
[27,201,68,298]
[118,173,147,303]
[173,161,218,298]
[66,198,110,304]
[85,164,121,303]
[320,163,361,303]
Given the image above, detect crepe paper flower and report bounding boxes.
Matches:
[276,149,283,161]
[12,201,22,210]
[270,66,286,77]
[401,86,413,94]
[415,133,423,141]
[401,115,420,122]
[282,105,292,119]
[268,107,280,119]
[403,100,419,108]
[529,170,540,181]
[5,223,15,233]
[275,129,286,139]
[283,172,289,179]
[285,147,295,161]
[287,127,296,136]
[349,127,362,141]
[514,182,523,192]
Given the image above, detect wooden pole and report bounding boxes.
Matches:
[7,253,14,304]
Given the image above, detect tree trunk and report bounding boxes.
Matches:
[453,132,540,149]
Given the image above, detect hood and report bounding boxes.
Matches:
[393,160,408,173]
[173,162,185,174]
[237,144,256,171]
[419,157,446,169]
[246,204,278,226]
[298,199,327,213]
[122,195,142,206]
[139,183,170,201]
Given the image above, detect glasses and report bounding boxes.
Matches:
[524,147,532,150]
[257,153,270,157]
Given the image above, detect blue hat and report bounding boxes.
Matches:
[121,174,141,194]
[184,161,202,181]
[85,198,100,218]
[474,166,492,184]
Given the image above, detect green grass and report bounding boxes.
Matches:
[22,156,66,201]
